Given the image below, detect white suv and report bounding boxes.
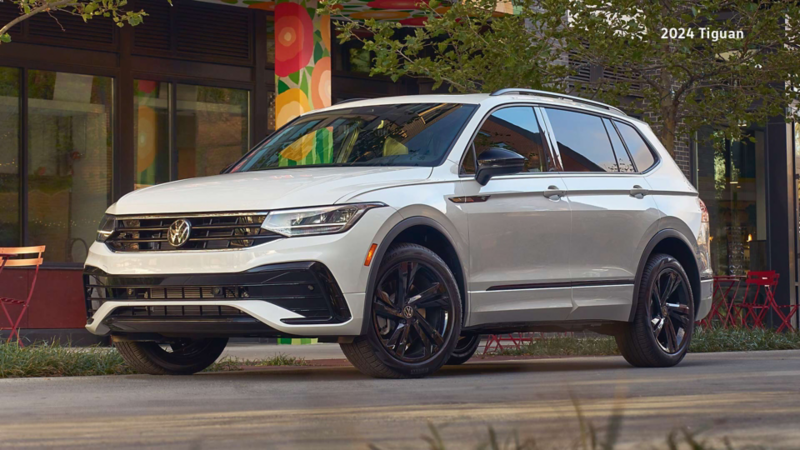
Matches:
[85,89,713,378]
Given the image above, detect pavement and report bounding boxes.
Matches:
[1,348,799,449]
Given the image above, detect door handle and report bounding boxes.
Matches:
[543,185,566,200]
[630,185,650,199]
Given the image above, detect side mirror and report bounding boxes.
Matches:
[475,148,526,185]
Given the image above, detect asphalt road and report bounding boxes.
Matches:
[1,350,799,449]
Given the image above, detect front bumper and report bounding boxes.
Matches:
[85,262,364,337]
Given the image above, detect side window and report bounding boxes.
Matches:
[603,118,635,173]
[545,108,618,172]
[615,121,656,172]
[462,106,551,174]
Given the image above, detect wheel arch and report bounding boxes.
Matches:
[360,217,467,335]
[630,229,701,322]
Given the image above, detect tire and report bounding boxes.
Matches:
[341,243,462,378]
[446,334,481,365]
[616,253,695,367]
[115,338,228,375]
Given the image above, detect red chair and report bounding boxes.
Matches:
[700,276,744,328]
[0,246,45,346]
[735,271,780,329]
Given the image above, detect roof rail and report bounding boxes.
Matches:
[490,88,625,115]
[334,98,368,105]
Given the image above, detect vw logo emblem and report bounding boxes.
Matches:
[168,219,191,247]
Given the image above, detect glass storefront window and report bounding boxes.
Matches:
[176,84,249,179]
[697,128,768,275]
[134,80,170,189]
[0,67,20,247]
[27,70,113,263]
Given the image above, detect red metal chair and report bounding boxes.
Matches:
[0,246,45,346]
[734,271,780,330]
[700,276,744,328]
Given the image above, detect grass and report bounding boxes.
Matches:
[204,354,307,372]
[0,342,306,378]
[490,326,800,358]
[0,342,134,378]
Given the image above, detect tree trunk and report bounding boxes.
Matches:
[659,103,677,158]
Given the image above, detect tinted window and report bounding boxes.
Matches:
[615,121,656,171]
[233,103,476,171]
[603,118,635,173]
[546,108,618,172]
[463,106,550,174]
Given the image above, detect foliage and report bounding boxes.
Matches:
[0,0,167,45]
[204,354,307,372]
[324,0,800,155]
[0,342,134,378]
[372,399,739,450]
[0,342,306,378]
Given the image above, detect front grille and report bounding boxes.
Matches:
[105,212,282,252]
[85,262,351,324]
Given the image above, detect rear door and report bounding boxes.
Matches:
[457,105,573,326]
[541,107,661,321]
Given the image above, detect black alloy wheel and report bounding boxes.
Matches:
[648,266,692,354]
[340,243,462,378]
[446,334,481,365]
[616,253,695,367]
[115,337,228,375]
[372,259,455,363]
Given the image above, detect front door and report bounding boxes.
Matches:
[457,105,573,327]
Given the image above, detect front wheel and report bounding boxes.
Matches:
[115,338,228,375]
[341,243,462,378]
[616,253,695,367]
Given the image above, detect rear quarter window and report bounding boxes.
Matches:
[615,121,657,172]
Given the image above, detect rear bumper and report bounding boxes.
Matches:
[696,278,713,321]
[84,262,364,337]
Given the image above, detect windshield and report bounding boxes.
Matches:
[231,103,476,171]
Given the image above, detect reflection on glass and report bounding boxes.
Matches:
[176,84,249,179]
[134,80,170,189]
[0,67,20,246]
[696,128,767,275]
[546,108,618,172]
[233,103,476,172]
[466,106,549,174]
[27,70,113,263]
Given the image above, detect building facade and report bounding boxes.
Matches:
[0,0,797,340]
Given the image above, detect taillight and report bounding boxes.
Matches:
[697,198,709,223]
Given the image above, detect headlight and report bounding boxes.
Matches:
[262,203,385,237]
[96,214,116,242]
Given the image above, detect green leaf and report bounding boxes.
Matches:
[299,71,309,95]
[277,79,291,93]
[0,33,11,44]
[288,71,300,84]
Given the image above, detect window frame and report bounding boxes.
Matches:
[458,103,560,177]
[539,105,662,175]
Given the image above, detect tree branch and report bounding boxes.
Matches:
[0,0,77,38]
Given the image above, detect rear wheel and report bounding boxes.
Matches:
[341,243,462,378]
[115,338,228,375]
[616,253,694,367]
[446,334,481,365]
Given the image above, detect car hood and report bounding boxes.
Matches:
[108,167,432,215]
